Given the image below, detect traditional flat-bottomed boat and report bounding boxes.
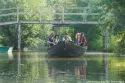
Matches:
[0,46,13,52]
[47,41,87,57]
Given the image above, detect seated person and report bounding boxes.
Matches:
[75,33,81,45]
[62,33,72,42]
[54,34,59,44]
[80,32,87,46]
[48,31,55,46]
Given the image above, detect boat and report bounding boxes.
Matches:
[0,46,13,52]
[47,41,87,57]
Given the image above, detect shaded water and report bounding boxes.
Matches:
[0,52,125,83]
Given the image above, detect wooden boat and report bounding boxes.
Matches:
[0,46,13,52]
[47,41,87,57]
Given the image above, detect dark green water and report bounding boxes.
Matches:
[0,52,125,83]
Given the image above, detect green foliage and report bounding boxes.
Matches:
[53,26,74,41]
[108,35,118,52]
[0,0,53,48]
[0,36,4,46]
[87,26,103,50]
[117,33,125,54]
[99,0,125,53]
[0,0,125,53]
[21,24,52,47]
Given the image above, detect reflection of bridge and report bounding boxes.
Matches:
[0,7,100,25]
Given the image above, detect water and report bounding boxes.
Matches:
[0,52,125,83]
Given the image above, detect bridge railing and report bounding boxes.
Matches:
[0,7,101,25]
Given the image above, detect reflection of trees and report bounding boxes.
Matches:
[108,55,125,81]
[0,53,17,83]
[47,58,87,83]
[86,55,105,80]
[16,52,52,83]
[86,54,125,81]
[103,54,108,80]
[1,52,125,82]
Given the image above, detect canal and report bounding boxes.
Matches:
[0,52,125,83]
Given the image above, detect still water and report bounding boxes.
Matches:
[0,52,125,83]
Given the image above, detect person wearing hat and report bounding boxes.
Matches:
[62,33,72,42]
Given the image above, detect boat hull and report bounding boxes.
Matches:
[0,46,13,52]
[47,41,87,57]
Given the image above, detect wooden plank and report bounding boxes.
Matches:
[0,20,100,25]
[19,12,100,15]
[0,21,17,26]
[62,8,64,22]
[104,31,108,51]
[19,12,39,15]
[17,8,19,23]
[0,12,100,17]
[20,20,99,24]
[0,13,17,17]
[18,24,21,51]
[64,13,100,15]
[0,7,17,11]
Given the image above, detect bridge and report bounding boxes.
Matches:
[0,7,100,26]
[0,7,103,51]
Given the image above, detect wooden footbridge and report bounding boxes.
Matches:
[0,6,102,50]
[0,6,100,25]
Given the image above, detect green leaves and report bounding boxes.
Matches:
[0,0,53,48]
[25,37,41,47]
[0,0,124,52]
[99,0,125,53]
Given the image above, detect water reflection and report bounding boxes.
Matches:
[8,52,13,60]
[14,52,52,83]
[0,52,125,83]
[103,54,108,80]
[47,57,87,82]
[16,52,21,83]
[0,52,17,83]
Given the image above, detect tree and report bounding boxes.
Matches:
[98,0,125,53]
[0,0,53,48]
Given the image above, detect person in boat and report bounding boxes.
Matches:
[62,33,72,42]
[75,33,81,45]
[48,31,55,46]
[80,32,87,46]
[54,34,59,44]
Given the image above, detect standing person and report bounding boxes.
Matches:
[75,33,81,45]
[48,31,55,46]
[54,34,59,44]
[62,33,72,42]
[80,32,87,46]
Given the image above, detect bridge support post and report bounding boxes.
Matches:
[18,23,21,51]
[62,7,64,23]
[17,7,19,22]
[104,31,108,52]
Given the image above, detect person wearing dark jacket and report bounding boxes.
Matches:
[80,32,87,46]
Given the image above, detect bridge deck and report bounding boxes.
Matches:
[0,21,99,26]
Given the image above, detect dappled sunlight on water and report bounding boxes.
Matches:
[0,52,125,83]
